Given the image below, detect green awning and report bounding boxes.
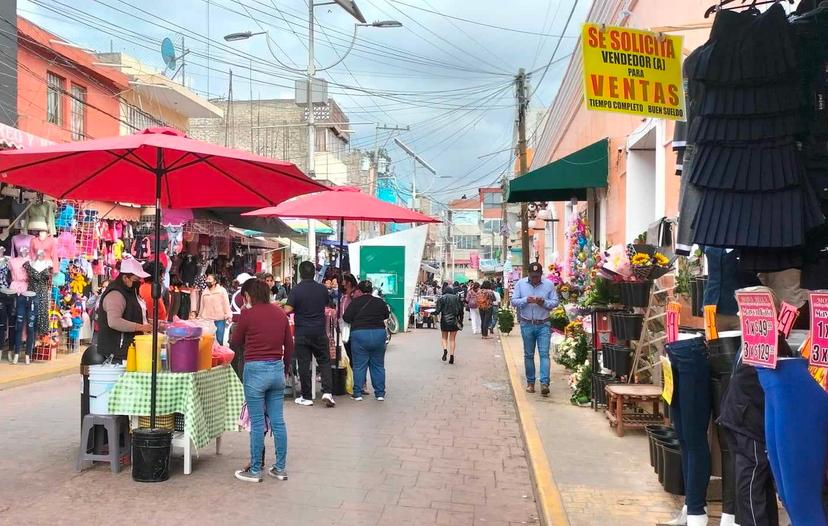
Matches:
[506,138,609,203]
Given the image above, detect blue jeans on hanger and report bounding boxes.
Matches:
[14,295,36,357]
[757,359,828,526]
[665,336,712,517]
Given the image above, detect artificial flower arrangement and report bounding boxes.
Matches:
[627,244,675,281]
[546,262,564,286]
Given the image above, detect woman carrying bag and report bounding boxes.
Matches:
[343,280,389,402]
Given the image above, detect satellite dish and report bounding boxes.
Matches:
[161,37,177,70]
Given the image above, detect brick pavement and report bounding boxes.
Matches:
[0,327,540,525]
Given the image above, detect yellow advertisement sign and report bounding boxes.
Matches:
[581,24,686,121]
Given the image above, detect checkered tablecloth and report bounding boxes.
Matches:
[108,366,244,448]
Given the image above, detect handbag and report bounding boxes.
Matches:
[342,296,373,342]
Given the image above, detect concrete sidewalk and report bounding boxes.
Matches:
[0,327,540,525]
[500,333,687,526]
[0,351,80,391]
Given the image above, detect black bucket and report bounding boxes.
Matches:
[645,426,675,468]
[332,367,348,396]
[602,344,616,371]
[620,281,653,308]
[132,428,172,483]
[610,313,644,341]
[613,346,634,377]
[652,433,679,475]
[661,444,685,495]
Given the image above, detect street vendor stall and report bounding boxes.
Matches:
[108,365,243,475]
[0,126,327,482]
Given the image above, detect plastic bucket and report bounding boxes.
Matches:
[132,428,172,483]
[661,444,685,495]
[88,363,126,415]
[135,334,165,373]
[198,335,214,371]
[169,338,199,373]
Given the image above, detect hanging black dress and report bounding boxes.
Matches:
[24,262,52,335]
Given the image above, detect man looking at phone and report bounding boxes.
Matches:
[510,262,559,397]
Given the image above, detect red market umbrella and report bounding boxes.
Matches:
[0,127,328,430]
[243,186,441,223]
[244,186,440,358]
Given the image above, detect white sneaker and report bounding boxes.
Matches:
[663,506,687,526]
[24,355,30,365]
[12,353,18,365]
[719,514,737,526]
[294,397,313,406]
[352,395,363,401]
[322,393,336,407]
[376,396,385,401]
[686,515,708,526]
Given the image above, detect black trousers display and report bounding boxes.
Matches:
[726,431,779,526]
[295,333,332,400]
[708,334,741,519]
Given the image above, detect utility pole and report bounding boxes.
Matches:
[516,68,530,272]
[371,124,410,197]
[306,0,317,260]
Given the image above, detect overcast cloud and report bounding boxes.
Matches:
[17,0,589,202]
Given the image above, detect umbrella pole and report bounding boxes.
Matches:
[335,218,344,365]
[149,149,163,429]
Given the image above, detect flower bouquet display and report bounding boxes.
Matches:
[627,244,675,281]
[569,359,592,406]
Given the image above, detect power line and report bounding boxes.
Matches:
[387,0,581,38]
[529,0,580,99]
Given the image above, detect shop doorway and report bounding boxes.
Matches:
[625,122,657,242]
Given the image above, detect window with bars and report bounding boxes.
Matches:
[47,72,65,125]
[70,84,86,140]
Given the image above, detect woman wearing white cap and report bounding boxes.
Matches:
[96,257,153,363]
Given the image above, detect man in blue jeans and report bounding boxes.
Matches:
[511,262,558,397]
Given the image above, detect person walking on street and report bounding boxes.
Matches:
[511,262,559,397]
[231,279,293,483]
[343,280,389,401]
[490,285,502,333]
[196,273,231,345]
[435,284,464,364]
[467,281,481,334]
[477,281,496,339]
[284,261,336,407]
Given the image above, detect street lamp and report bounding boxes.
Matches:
[224,1,400,259]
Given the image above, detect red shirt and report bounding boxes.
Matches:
[230,303,294,365]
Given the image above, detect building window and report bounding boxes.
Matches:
[123,102,164,132]
[453,235,480,250]
[482,192,502,209]
[70,85,86,140]
[482,219,501,234]
[46,72,65,125]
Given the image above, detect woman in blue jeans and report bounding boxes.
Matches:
[230,279,293,483]
[343,280,389,401]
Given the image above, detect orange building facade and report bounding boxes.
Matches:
[529,0,714,261]
[15,17,128,143]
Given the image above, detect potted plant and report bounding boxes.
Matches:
[497,309,515,335]
[569,360,592,406]
[549,306,569,332]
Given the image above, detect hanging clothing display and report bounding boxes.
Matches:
[756,358,828,526]
[24,262,51,335]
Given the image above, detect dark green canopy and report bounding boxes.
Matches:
[507,138,609,203]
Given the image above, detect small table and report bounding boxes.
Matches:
[604,384,663,437]
[108,365,244,474]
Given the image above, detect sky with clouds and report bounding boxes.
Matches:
[17,0,590,204]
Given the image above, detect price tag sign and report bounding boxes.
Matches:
[666,302,680,344]
[660,356,674,405]
[736,291,778,369]
[809,292,828,369]
[704,305,718,341]
[777,302,799,338]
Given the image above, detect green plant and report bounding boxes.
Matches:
[497,309,515,334]
[674,248,703,299]
[549,306,569,331]
[569,360,592,405]
[581,276,621,307]
[555,333,590,371]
